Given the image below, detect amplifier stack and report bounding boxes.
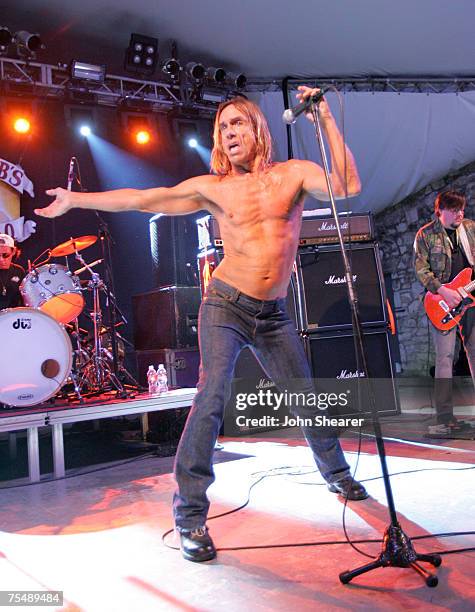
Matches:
[291,214,399,418]
[196,213,399,423]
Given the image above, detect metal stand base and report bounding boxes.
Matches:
[339,524,442,587]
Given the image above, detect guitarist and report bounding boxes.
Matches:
[414,191,475,434]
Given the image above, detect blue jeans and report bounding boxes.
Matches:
[173,278,351,530]
[431,307,475,424]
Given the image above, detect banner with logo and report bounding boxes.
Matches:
[0,158,36,242]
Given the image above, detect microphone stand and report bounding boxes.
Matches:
[307,101,441,586]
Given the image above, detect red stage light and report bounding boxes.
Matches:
[135,130,151,145]
[13,117,31,134]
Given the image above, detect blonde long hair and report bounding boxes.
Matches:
[210,97,273,175]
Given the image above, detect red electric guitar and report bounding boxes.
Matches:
[424,267,475,331]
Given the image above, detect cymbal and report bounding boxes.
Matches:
[50,235,97,257]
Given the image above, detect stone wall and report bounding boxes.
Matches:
[374,161,475,375]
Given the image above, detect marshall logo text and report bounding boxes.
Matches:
[337,370,366,379]
[324,274,357,285]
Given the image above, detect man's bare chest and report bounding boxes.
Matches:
[208,174,303,222]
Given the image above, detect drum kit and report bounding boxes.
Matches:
[0,234,138,408]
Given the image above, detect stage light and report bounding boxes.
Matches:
[13,117,30,134]
[135,130,151,145]
[188,138,198,149]
[0,27,13,52]
[162,58,180,79]
[202,90,226,104]
[228,72,247,89]
[15,30,44,54]
[124,33,158,77]
[186,62,205,82]
[207,67,226,84]
[79,125,91,136]
[70,60,106,83]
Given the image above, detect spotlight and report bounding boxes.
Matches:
[15,30,44,54]
[124,33,159,77]
[0,27,13,52]
[70,60,106,83]
[135,129,151,145]
[13,117,30,134]
[186,62,205,82]
[206,67,227,84]
[162,58,181,79]
[188,138,198,149]
[228,72,247,89]
[124,113,154,144]
[202,90,226,104]
[79,125,91,136]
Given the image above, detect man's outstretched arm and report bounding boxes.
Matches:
[297,86,361,201]
[34,175,215,219]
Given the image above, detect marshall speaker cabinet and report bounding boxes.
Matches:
[295,243,387,332]
[305,328,399,417]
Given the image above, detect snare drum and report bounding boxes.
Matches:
[0,308,73,407]
[20,263,84,324]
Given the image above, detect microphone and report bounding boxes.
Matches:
[282,88,330,125]
[67,157,76,191]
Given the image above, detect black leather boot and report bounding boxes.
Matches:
[179,526,216,562]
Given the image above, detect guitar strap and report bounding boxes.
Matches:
[457,223,474,268]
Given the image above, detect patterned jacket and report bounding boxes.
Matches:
[413,217,475,294]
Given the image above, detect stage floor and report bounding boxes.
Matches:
[0,426,474,611]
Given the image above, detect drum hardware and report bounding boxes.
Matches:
[73,258,103,276]
[72,247,134,398]
[64,318,89,404]
[96,215,140,393]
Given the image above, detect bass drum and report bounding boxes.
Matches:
[0,308,72,407]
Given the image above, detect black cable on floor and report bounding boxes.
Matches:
[162,460,475,557]
[164,529,475,555]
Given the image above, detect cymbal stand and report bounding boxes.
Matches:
[74,250,126,397]
[96,213,140,391]
[68,318,86,404]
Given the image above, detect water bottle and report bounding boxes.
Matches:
[147,365,158,396]
[157,363,168,394]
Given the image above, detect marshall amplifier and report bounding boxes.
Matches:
[305,328,399,417]
[298,213,374,246]
[196,213,374,248]
[295,243,387,331]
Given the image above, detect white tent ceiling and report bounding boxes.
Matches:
[2,0,475,213]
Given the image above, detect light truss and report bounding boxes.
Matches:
[0,56,223,115]
[250,76,475,94]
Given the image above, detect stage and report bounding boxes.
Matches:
[0,379,474,611]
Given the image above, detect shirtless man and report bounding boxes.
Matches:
[36,86,367,562]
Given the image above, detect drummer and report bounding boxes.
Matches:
[0,234,25,310]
